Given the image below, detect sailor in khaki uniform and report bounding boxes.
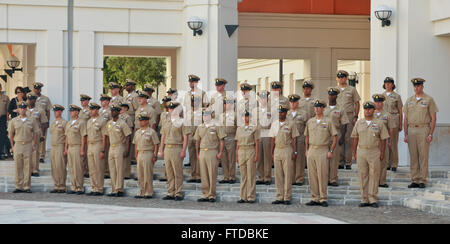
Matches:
[287,94,308,186]
[32,82,52,163]
[256,91,273,185]
[49,105,67,193]
[109,82,124,106]
[161,102,189,201]
[64,105,87,195]
[324,88,349,187]
[79,94,91,177]
[219,96,237,184]
[351,101,389,208]
[305,100,338,207]
[99,94,112,178]
[298,80,316,120]
[270,104,299,205]
[382,77,403,172]
[86,102,107,196]
[9,101,39,193]
[194,109,226,202]
[160,96,172,128]
[119,102,133,179]
[135,92,157,130]
[143,84,162,127]
[124,79,139,125]
[335,70,361,170]
[103,105,132,197]
[373,94,395,188]
[404,78,438,188]
[26,92,48,177]
[269,81,289,110]
[237,83,256,126]
[209,78,227,111]
[184,75,209,183]
[167,88,178,102]
[236,111,260,203]
[133,113,160,199]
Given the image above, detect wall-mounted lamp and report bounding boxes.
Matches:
[187,17,204,36]
[348,72,359,87]
[374,5,392,27]
[0,55,23,83]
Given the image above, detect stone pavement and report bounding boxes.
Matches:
[0,199,345,224]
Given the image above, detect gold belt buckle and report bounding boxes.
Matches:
[167,145,173,148]
[21,142,25,145]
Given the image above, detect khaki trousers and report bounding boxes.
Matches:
[307,147,329,203]
[389,127,399,168]
[87,142,105,192]
[68,145,84,192]
[379,144,390,185]
[137,151,154,196]
[50,144,67,190]
[165,146,184,197]
[257,137,272,182]
[14,142,33,190]
[221,136,236,181]
[408,127,430,184]
[108,144,125,193]
[39,130,47,159]
[329,143,341,184]
[32,132,41,174]
[357,148,380,204]
[274,147,293,201]
[124,144,132,178]
[104,146,110,176]
[81,145,88,175]
[238,147,256,201]
[292,136,306,184]
[188,137,200,180]
[199,149,219,199]
[341,114,354,166]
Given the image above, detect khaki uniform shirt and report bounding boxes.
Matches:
[336,85,361,116]
[351,119,390,148]
[220,111,237,136]
[50,118,67,146]
[383,91,403,129]
[9,116,39,143]
[324,104,350,131]
[162,118,189,145]
[36,94,52,116]
[194,122,226,149]
[87,117,107,143]
[256,105,272,135]
[287,108,308,137]
[65,119,87,146]
[374,110,395,130]
[0,94,10,116]
[404,93,438,125]
[133,127,160,151]
[79,107,90,122]
[299,97,316,120]
[119,113,133,129]
[147,97,162,116]
[110,95,124,106]
[105,119,132,145]
[135,104,157,128]
[26,107,48,129]
[269,95,290,110]
[159,111,170,130]
[269,120,300,148]
[235,126,260,146]
[125,91,139,118]
[99,107,111,123]
[304,118,338,146]
[209,91,225,109]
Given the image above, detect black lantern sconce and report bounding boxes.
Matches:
[374,5,392,27]
[187,17,204,36]
[348,72,359,87]
[0,55,23,83]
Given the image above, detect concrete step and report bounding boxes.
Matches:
[403,197,450,216]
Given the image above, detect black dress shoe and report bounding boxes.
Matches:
[197,198,209,202]
[256,180,265,185]
[0,155,5,160]
[391,167,397,172]
[76,191,85,195]
[134,195,144,199]
[379,184,389,188]
[50,189,59,194]
[237,199,246,203]
[104,175,110,179]
[159,178,167,182]
[296,182,304,186]
[163,195,175,200]
[271,200,284,205]
[370,202,379,208]
[117,192,125,197]
[247,200,256,204]
[87,192,95,196]
[187,179,198,183]
[67,190,77,195]
[95,192,103,196]
[408,183,420,188]
[12,189,23,193]
[184,163,191,167]
[345,165,352,170]
[209,198,216,202]
[387,167,391,170]
[131,161,137,165]
[329,182,339,187]
[23,189,32,193]
[306,201,320,206]
[84,174,90,178]
[31,173,40,177]
[338,165,344,169]
[39,158,44,163]
[174,196,184,201]
[419,183,426,188]
[229,180,236,184]
[196,179,201,183]
[144,195,153,199]
[58,190,66,194]
[321,201,329,207]
[283,201,291,205]
[107,193,117,197]
[219,180,229,184]
[359,203,370,207]
[124,177,131,180]
[265,181,271,185]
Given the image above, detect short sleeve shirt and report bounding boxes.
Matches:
[65,119,87,145]
[374,110,395,130]
[324,105,350,131]
[36,95,52,115]
[298,97,316,120]
[26,107,48,128]
[110,95,124,106]
[79,108,90,122]
[50,118,67,145]
[105,119,132,145]
[404,93,438,125]
[125,91,139,115]
[336,85,361,115]
[286,109,308,136]
[235,126,260,146]
[133,127,160,151]
[162,118,189,145]
[304,118,338,146]
[383,91,403,115]
[9,116,39,143]
[135,104,157,128]
[119,113,133,129]
[193,123,226,149]
[99,107,111,123]
[87,117,107,143]
[269,120,300,148]
[351,119,390,147]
